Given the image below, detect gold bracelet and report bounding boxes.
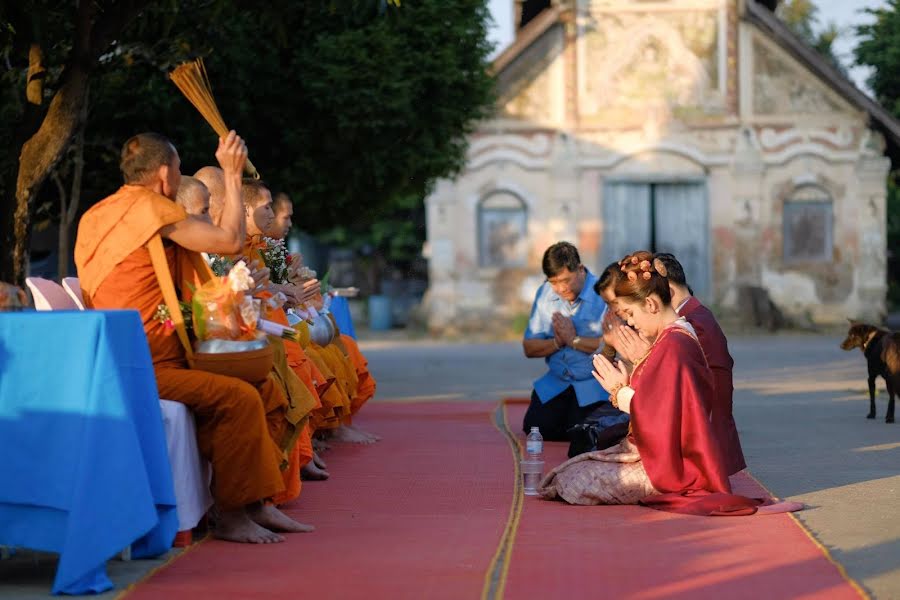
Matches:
[608,383,624,408]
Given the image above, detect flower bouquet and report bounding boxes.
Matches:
[191,261,258,341]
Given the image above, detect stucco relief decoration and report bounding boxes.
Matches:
[753,40,843,115]
[580,10,723,126]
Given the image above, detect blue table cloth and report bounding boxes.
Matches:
[0,310,177,595]
[329,296,356,339]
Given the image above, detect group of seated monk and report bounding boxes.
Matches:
[524,242,798,515]
[73,131,378,543]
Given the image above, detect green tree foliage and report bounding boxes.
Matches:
[856,0,900,115]
[856,1,900,307]
[0,0,495,281]
[776,0,844,72]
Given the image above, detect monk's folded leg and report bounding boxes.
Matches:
[155,366,286,511]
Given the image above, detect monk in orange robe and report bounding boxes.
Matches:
[269,192,379,444]
[198,169,332,483]
[238,180,351,475]
[75,132,312,541]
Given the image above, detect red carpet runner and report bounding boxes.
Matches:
[501,400,866,600]
[124,400,866,599]
[123,401,515,600]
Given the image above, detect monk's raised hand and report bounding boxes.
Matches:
[251,266,271,292]
[274,283,301,307]
[297,278,320,305]
[216,130,248,176]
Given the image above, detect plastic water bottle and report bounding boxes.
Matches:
[522,427,544,496]
[526,427,543,458]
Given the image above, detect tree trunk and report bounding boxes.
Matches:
[57,90,88,280]
[4,66,91,285]
[0,0,151,285]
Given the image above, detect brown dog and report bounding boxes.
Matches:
[840,321,899,423]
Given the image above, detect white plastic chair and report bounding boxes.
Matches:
[159,401,213,532]
[61,277,86,310]
[25,277,78,311]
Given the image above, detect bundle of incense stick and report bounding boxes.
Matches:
[258,318,300,343]
[169,58,260,179]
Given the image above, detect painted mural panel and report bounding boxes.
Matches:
[579,7,725,127]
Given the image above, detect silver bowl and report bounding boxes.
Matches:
[308,316,336,346]
[195,334,270,354]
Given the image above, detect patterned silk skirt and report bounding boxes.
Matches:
[539,438,658,505]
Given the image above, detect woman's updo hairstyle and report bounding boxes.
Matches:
[613,250,671,306]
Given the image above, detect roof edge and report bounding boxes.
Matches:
[744,0,900,151]
[490,6,564,75]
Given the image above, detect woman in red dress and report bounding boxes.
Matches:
[540,251,798,516]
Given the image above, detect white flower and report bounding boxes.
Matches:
[228,260,253,293]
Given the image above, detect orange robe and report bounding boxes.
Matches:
[240,240,348,433]
[340,334,377,421]
[75,185,286,510]
[260,299,321,505]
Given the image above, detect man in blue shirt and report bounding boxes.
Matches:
[523,242,609,440]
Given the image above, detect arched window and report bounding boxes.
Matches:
[783,185,833,263]
[478,191,527,268]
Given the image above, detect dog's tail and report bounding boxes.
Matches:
[885,334,900,373]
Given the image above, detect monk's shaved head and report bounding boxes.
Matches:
[175,177,211,223]
[273,192,292,215]
[120,133,178,184]
[268,192,294,240]
[195,166,225,225]
[241,180,275,237]
[241,179,271,209]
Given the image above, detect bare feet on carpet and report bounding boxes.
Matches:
[313,451,328,469]
[312,437,331,452]
[331,424,381,444]
[249,503,315,533]
[301,461,330,481]
[214,509,285,544]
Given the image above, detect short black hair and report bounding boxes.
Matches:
[653,253,694,295]
[593,261,620,296]
[120,133,176,184]
[542,242,581,278]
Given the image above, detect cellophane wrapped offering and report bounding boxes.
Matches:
[192,261,258,341]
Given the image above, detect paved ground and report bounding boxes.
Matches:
[2,332,898,598]
[363,333,900,599]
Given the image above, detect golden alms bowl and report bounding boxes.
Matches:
[193,335,273,383]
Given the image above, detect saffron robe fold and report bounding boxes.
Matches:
[629,326,759,516]
[75,185,287,510]
[340,334,376,421]
[678,297,747,475]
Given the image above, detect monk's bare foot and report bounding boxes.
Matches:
[248,503,315,533]
[301,461,330,481]
[346,423,381,442]
[214,509,285,544]
[330,424,376,444]
[313,451,328,470]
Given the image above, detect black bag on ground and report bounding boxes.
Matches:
[566,402,630,458]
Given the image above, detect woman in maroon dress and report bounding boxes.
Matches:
[540,251,796,516]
